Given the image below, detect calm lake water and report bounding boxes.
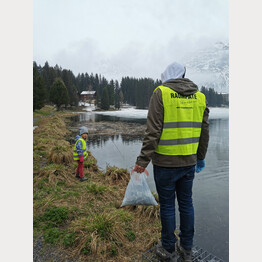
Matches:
[71,108,229,261]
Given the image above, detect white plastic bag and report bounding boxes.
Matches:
[121,170,158,207]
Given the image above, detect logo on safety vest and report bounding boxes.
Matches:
[170,93,197,99]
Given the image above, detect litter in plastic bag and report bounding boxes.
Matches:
[121,169,158,207]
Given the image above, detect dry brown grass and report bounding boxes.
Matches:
[38,164,76,187]
[105,166,130,185]
[62,206,161,262]
[69,210,126,257]
[33,110,162,262]
[136,205,160,220]
[48,141,73,165]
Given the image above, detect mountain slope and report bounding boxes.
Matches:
[184,42,229,93]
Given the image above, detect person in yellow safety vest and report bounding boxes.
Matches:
[133,62,209,262]
[73,126,89,182]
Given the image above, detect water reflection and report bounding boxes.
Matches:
[85,134,145,175]
[87,134,144,148]
[193,118,229,261]
[204,119,229,179]
[71,112,147,124]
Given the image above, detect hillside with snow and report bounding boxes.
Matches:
[183,42,229,94]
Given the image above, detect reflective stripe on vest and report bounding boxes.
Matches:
[154,85,206,156]
[73,138,88,160]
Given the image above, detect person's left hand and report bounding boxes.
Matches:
[196,159,205,173]
[133,164,145,173]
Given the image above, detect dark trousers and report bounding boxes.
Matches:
[76,160,84,178]
[153,164,195,250]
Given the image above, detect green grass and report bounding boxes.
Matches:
[43,227,61,244]
[33,105,54,118]
[64,191,81,198]
[36,177,49,189]
[42,163,66,171]
[51,145,68,154]
[34,206,70,239]
[63,232,76,248]
[33,190,49,201]
[43,229,78,248]
[125,231,136,242]
[81,237,92,255]
[113,209,133,224]
[42,206,69,226]
[83,158,97,168]
[86,183,108,195]
[34,109,52,117]
[34,184,65,202]
[37,137,54,144]
[57,180,66,186]
[110,245,118,256]
[92,214,113,240]
[38,151,48,157]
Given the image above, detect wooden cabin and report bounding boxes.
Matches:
[79,91,96,102]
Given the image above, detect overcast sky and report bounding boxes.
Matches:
[33,0,228,81]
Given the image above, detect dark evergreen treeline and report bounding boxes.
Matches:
[33,61,115,110]
[33,61,161,111]
[200,86,229,107]
[121,77,161,109]
[33,61,228,111]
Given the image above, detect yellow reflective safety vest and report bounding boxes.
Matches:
[154,85,206,156]
[73,138,88,160]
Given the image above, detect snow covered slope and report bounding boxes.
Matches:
[184,42,229,94]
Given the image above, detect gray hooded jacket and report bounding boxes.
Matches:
[136,62,209,168]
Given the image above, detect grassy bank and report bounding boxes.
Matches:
[33,106,161,262]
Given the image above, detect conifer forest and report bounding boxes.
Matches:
[33,61,229,111]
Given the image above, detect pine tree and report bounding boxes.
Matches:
[94,74,99,92]
[95,92,101,108]
[49,78,69,110]
[119,90,124,105]
[200,86,226,107]
[108,80,115,105]
[70,84,79,107]
[62,69,79,107]
[33,67,46,111]
[101,87,109,110]
[114,89,120,109]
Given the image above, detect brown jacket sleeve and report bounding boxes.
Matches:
[197,98,210,160]
[136,89,163,167]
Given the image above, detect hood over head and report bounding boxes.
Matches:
[160,61,198,96]
[163,78,199,96]
[161,62,186,83]
[79,126,88,135]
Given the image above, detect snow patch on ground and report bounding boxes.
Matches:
[94,107,148,119]
[93,107,228,120]
[79,102,96,112]
[208,107,229,119]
